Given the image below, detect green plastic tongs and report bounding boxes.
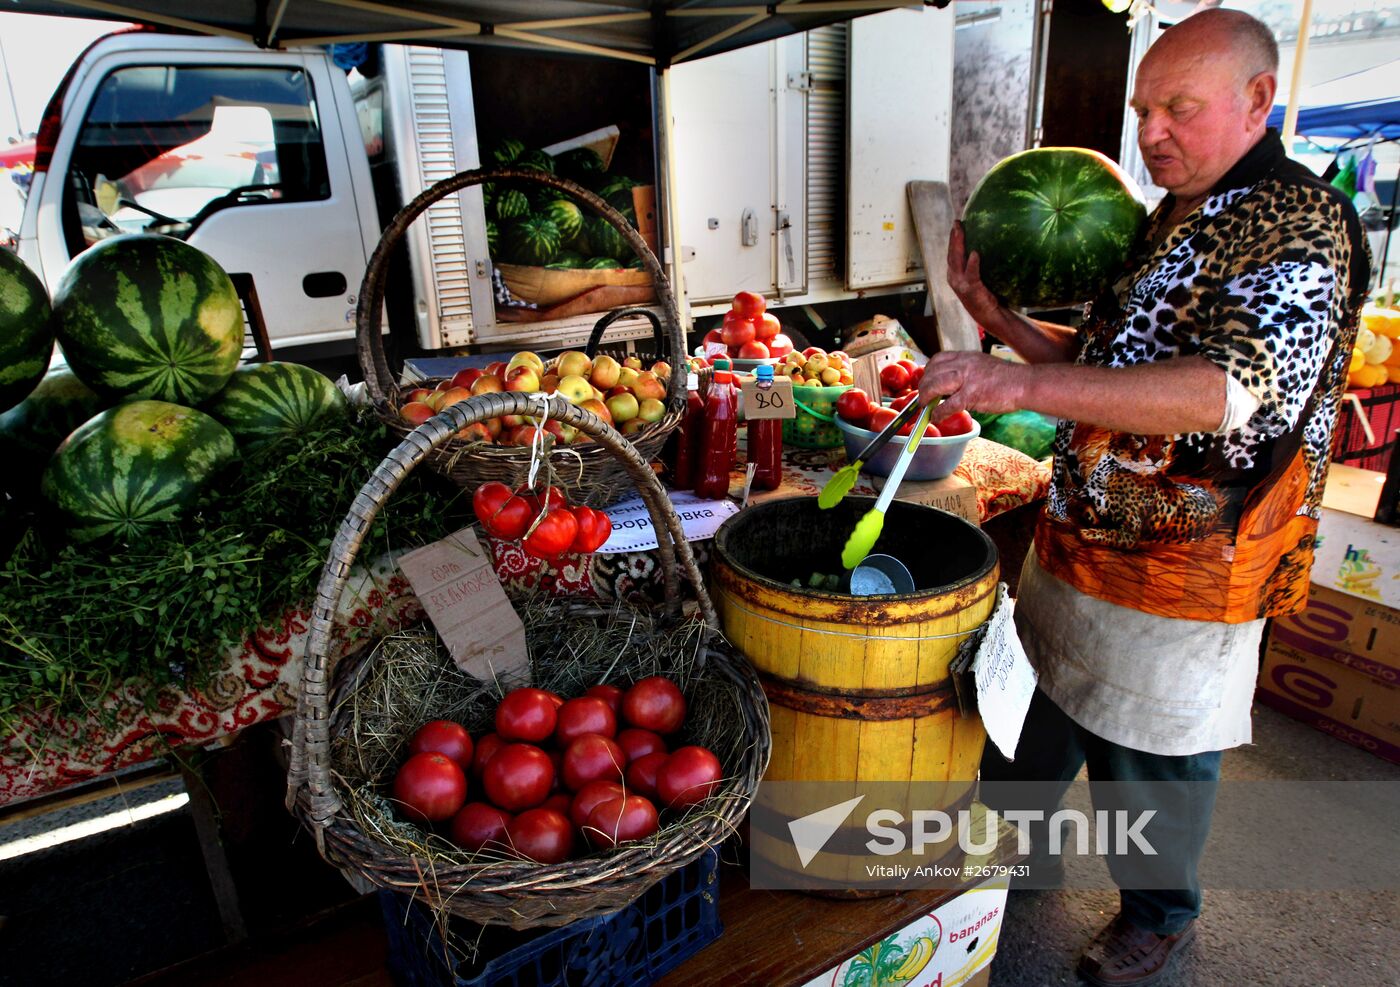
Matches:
[816,397,925,510]
[840,402,936,570]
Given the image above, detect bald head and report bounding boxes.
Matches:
[1146,8,1279,87]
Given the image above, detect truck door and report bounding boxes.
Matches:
[32,47,373,352]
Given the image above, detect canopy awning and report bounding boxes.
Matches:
[1269,59,1400,141]
[4,1,942,66]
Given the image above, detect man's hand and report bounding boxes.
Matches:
[918,351,1028,421]
[947,222,1006,330]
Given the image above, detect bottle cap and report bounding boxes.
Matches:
[686,372,699,390]
[713,369,733,384]
[713,358,731,372]
[755,364,774,381]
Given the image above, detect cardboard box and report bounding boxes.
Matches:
[872,472,980,526]
[798,876,1009,987]
[1312,467,1400,608]
[1259,585,1400,764]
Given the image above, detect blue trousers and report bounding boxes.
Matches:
[979,687,1221,935]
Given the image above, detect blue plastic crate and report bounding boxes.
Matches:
[379,849,722,987]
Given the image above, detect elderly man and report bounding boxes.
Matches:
[921,8,1370,987]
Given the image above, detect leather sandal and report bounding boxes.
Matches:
[1076,913,1197,986]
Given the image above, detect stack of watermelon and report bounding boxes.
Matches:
[0,235,348,544]
[486,137,646,272]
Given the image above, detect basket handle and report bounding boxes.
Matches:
[286,392,717,831]
[584,307,666,360]
[793,398,836,422]
[355,167,687,415]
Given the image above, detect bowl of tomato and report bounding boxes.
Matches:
[834,406,980,480]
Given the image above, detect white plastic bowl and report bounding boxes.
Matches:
[834,414,979,480]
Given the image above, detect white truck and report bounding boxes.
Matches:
[16,7,955,363]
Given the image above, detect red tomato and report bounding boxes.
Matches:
[898,421,942,438]
[738,339,770,359]
[880,363,911,396]
[561,734,626,791]
[393,752,468,823]
[720,310,756,348]
[616,728,667,763]
[625,751,669,799]
[519,485,569,512]
[542,792,573,815]
[568,506,612,554]
[621,676,687,734]
[890,391,918,412]
[585,795,659,848]
[472,481,511,524]
[495,688,559,743]
[731,290,766,320]
[754,312,781,341]
[585,684,624,716]
[907,365,925,389]
[507,808,575,864]
[473,483,534,541]
[936,409,976,436]
[450,802,511,852]
[702,328,726,353]
[570,780,625,829]
[868,406,898,433]
[548,748,565,790]
[471,732,506,779]
[482,743,555,811]
[656,746,722,810]
[897,359,919,375]
[555,697,618,745]
[767,334,794,358]
[523,507,579,560]
[409,720,474,773]
[834,387,873,426]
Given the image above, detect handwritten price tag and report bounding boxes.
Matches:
[741,375,796,420]
[972,584,1037,760]
[398,527,529,682]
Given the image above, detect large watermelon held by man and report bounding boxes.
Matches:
[41,399,238,543]
[203,361,348,447]
[961,147,1147,309]
[0,248,55,412]
[53,234,243,405]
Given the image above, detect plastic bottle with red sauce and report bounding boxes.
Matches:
[694,360,738,499]
[748,364,783,490]
[669,371,705,490]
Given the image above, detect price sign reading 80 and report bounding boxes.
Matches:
[741,376,797,420]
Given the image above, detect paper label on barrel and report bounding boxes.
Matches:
[398,527,529,682]
[973,583,1037,760]
[598,491,740,554]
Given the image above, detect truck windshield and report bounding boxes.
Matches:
[63,64,330,251]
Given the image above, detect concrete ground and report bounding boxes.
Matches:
[988,705,1400,987]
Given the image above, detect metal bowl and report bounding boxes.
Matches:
[834,415,980,481]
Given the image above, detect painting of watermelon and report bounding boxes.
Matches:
[41,399,238,542]
[504,216,562,267]
[494,189,530,222]
[961,147,1146,309]
[0,248,55,412]
[0,369,109,491]
[53,235,243,405]
[203,361,347,447]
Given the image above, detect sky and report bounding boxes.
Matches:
[0,13,123,142]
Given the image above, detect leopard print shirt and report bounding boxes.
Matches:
[1036,132,1371,622]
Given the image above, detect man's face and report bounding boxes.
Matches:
[1131,48,1270,201]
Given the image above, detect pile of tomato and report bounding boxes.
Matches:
[473,481,612,560]
[833,385,976,439]
[390,676,723,864]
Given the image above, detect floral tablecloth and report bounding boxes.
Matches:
[1,439,1048,808]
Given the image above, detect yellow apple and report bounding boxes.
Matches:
[404,387,433,404]
[438,386,473,408]
[505,365,541,392]
[606,392,640,423]
[620,418,647,435]
[618,367,641,389]
[579,398,614,427]
[650,360,672,379]
[507,351,545,375]
[400,401,435,426]
[590,354,622,390]
[630,371,667,402]
[820,367,841,386]
[556,350,593,378]
[557,374,594,404]
[623,356,643,371]
[470,374,504,396]
[637,397,666,423]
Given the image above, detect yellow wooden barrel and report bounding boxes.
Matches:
[711,495,998,890]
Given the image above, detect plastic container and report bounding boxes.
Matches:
[669,372,705,490]
[748,365,783,490]
[782,382,852,449]
[694,362,738,499]
[834,415,980,480]
[380,849,722,987]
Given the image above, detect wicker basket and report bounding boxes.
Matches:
[587,306,712,402]
[359,167,687,508]
[286,391,770,928]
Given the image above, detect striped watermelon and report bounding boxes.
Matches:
[585,257,622,270]
[547,250,586,270]
[494,189,530,222]
[541,199,584,243]
[0,248,55,412]
[582,216,629,263]
[41,399,237,543]
[599,178,639,222]
[962,147,1147,308]
[203,361,348,447]
[486,219,499,256]
[504,216,562,267]
[516,149,555,174]
[54,235,242,405]
[556,147,604,181]
[491,138,526,166]
[0,369,109,489]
